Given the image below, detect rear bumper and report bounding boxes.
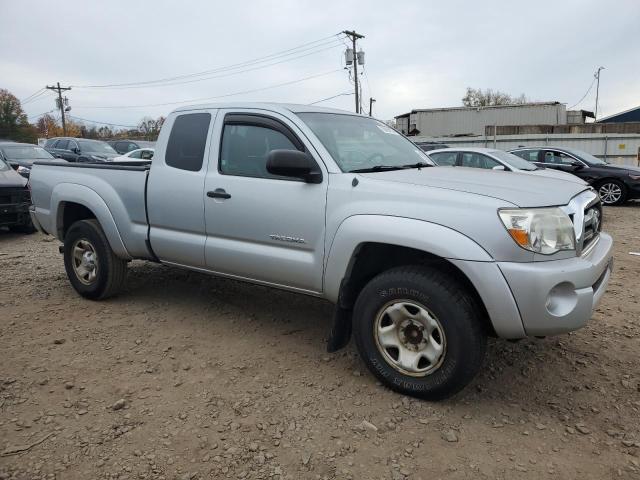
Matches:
[497,233,613,336]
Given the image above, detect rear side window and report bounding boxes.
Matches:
[56,139,69,150]
[166,113,211,171]
[45,138,56,147]
[460,153,500,169]
[512,150,539,162]
[430,151,457,166]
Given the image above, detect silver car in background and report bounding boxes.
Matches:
[427,147,587,184]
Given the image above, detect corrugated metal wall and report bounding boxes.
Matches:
[411,104,567,137]
[412,133,640,166]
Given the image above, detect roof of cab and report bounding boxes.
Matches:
[171,102,362,116]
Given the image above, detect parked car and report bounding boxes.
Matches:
[509,146,640,205]
[44,137,119,162]
[427,147,586,184]
[0,156,34,233]
[29,103,612,400]
[113,148,155,162]
[108,139,156,155]
[0,142,61,178]
[415,142,449,152]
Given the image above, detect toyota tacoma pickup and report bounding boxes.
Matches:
[29,103,613,400]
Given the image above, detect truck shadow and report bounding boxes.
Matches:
[117,261,588,406]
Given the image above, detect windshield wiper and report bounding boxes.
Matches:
[402,162,433,169]
[349,165,409,173]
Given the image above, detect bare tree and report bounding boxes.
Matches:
[462,87,528,107]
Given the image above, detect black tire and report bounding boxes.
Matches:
[596,179,627,206]
[63,219,127,300]
[352,265,487,400]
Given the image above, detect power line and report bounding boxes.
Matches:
[569,75,597,110]
[28,109,56,119]
[74,69,342,109]
[22,89,54,106]
[73,42,343,90]
[67,115,138,128]
[21,88,46,103]
[309,91,354,105]
[72,34,345,89]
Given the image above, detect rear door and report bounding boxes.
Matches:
[202,109,328,293]
[147,110,216,267]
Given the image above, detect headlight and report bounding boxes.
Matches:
[17,165,31,175]
[498,208,575,254]
[629,173,640,181]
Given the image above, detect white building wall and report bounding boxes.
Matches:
[411,104,567,137]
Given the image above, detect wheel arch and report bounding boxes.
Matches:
[52,184,131,259]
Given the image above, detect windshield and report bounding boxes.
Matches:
[297,113,434,172]
[562,147,607,165]
[78,140,117,154]
[1,145,54,160]
[491,150,537,171]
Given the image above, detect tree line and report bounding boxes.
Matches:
[0,88,165,143]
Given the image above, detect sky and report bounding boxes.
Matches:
[1,0,638,129]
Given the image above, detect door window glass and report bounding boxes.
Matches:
[56,140,69,150]
[220,124,299,179]
[460,152,500,169]
[512,150,540,162]
[429,151,457,166]
[544,151,578,165]
[166,113,211,171]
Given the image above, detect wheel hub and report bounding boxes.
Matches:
[71,239,99,285]
[374,300,446,377]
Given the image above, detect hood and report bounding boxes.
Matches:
[599,163,640,174]
[359,167,589,207]
[525,167,587,184]
[0,166,27,188]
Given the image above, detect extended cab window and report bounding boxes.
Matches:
[220,123,299,179]
[166,113,211,171]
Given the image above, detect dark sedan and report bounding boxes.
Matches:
[44,137,119,162]
[510,146,640,205]
[0,156,34,233]
[0,142,60,178]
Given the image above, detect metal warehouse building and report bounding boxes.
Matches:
[395,102,567,137]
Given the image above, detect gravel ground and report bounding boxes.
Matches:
[1,205,639,480]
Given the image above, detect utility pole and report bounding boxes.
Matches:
[594,66,604,120]
[369,97,376,117]
[343,30,364,114]
[46,82,71,135]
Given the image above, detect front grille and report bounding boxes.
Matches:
[0,187,31,206]
[562,189,601,256]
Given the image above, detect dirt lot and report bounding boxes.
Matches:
[1,206,639,480]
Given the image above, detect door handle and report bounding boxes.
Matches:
[207,189,231,199]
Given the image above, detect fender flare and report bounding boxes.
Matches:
[51,183,131,259]
[323,215,493,303]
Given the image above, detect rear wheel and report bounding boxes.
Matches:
[63,219,127,299]
[597,180,627,206]
[352,266,487,400]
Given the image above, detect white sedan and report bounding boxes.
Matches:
[113,148,154,162]
[426,147,586,184]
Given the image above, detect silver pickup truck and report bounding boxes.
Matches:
[29,103,613,400]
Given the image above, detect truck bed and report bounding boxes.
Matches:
[30,161,153,260]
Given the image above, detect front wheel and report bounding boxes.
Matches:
[352,266,487,400]
[597,180,627,206]
[63,219,127,299]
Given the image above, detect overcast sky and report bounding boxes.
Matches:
[1,0,638,128]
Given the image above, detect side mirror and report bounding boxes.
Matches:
[266,150,322,184]
[569,160,584,170]
[492,165,506,171]
[72,147,80,154]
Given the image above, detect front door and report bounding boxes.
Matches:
[203,110,328,293]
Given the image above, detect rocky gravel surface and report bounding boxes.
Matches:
[1,205,639,479]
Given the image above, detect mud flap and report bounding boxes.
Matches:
[327,305,353,352]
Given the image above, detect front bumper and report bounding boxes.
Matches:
[0,202,31,227]
[498,232,613,336]
[29,205,47,234]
